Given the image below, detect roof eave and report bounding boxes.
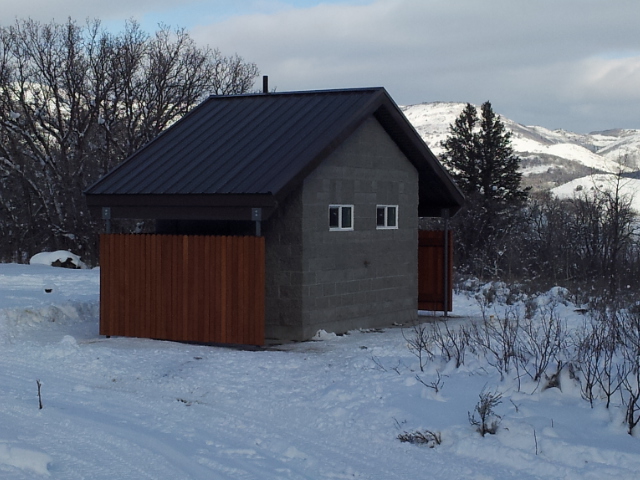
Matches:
[372,93,465,217]
[85,193,278,221]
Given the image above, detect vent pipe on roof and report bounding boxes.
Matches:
[263,75,269,94]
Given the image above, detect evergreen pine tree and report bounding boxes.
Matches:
[441,101,528,206]
[440,101,529,279]
[440,103,481,196]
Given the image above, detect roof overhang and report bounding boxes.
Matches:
[372,97,465,217]
[86,194,278,221]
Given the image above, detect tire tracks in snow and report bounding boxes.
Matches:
[0,335,539,480]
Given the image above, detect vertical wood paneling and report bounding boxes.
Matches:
[212,236,221,342]
[181,235,189,341]
[203,236,211,342]
[418,230,453,312]
[99,234,110,337]
[170,235,179,340]
[99,234,265,346]
[256,238,265,345]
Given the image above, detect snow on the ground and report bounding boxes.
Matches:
[552,173,640,213]
[511,140,630,174]
[0,264,639,479]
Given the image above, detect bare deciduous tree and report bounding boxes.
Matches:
[0,18,259,263]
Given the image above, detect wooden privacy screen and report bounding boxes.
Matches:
[100,234,265,346]
[418,230,453,312]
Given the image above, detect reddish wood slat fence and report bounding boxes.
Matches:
[418,230,453,312]
[100,234,265,346]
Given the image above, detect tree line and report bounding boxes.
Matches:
[1,17,635,300]
[0,18,259,264]
[437,102,639,306]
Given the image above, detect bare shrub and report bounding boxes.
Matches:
[36,379,43,409]
[397,429,442,447]
[402,323,436,372]
[468,387,503,436]
[619,310,640,434]
[572,307,640,434]
[574,309,624,408]
[415,371,444,394]
[468,309,520,379]
[574,321,604,407]
[432,321,469,368]
[518,303,567,384]
[620,363,640,435]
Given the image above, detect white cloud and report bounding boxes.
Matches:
[190,0,640,131]
[578,56,640,101]
[3,0,640,132]
[1,0,177,24]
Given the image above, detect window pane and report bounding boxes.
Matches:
[342,207,351,228]
[329,207,339,228]
[376,207,385,226]
[387,206,397,227]
[341,206,352,228]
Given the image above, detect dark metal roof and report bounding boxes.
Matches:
[85,87,464,219]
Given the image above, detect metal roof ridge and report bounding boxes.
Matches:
[205,86,386,100]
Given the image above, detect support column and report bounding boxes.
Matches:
[442,208,450,317]
[252,208,262,236]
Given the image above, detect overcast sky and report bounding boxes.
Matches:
[3,0,639,133]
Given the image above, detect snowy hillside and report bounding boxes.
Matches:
[2,264,640,479]
[551,173,640,213]
[402,102,640,193]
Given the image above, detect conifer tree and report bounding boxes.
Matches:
[440,103,481,196]
[441,101,528,205]
[440,101,529,278]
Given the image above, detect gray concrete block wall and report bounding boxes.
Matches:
[299,117,419,339]
[264,116,420,342]
[263,186,305,342]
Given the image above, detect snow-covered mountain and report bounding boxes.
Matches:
[401,102,640,194]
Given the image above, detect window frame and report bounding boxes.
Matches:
[376,205,398,230]
[328,204,354,231]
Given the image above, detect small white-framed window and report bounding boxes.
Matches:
[329,205,354,231]
[376,205,398,229]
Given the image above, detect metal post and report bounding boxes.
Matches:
[102,207,112,234]
[442,208,450,317]
[252,208,262,236]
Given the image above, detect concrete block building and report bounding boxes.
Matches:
[86,86,464,344]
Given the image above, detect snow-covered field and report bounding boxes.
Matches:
[1,264,640,479]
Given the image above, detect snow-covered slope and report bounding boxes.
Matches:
[551,173,640,213]
[401,102,640,193]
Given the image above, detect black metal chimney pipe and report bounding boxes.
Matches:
[263,75,268,94]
